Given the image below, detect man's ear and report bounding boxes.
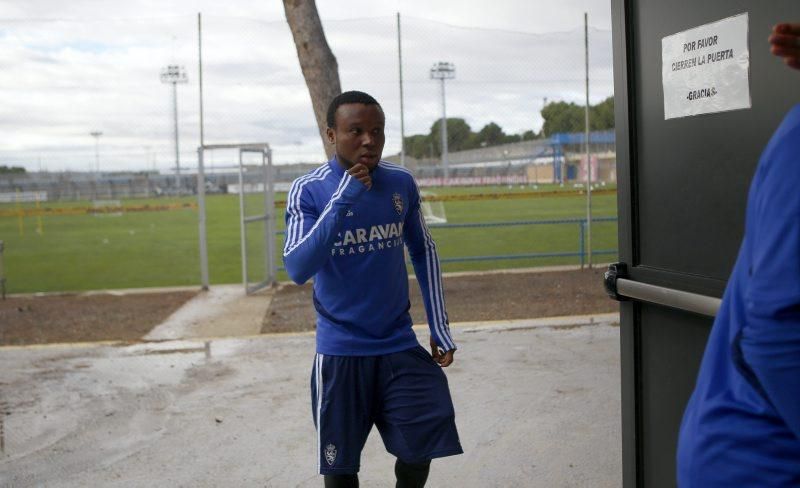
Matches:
[326,127,336,145]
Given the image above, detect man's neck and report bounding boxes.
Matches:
[334,154,354,170]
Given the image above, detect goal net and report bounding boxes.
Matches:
[420,191,447,225]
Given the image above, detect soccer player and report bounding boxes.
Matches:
[677,23,800,486]
[283,91,462,488]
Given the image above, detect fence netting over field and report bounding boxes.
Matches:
[0,14,616,293]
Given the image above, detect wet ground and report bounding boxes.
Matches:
[0,314,621,487]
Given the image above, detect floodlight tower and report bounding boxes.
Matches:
[430,61,455,182]
[90,131,103,174]
[160,65,188,191]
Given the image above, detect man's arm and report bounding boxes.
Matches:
[740,120,800,441]
[403,183,457,366]
[740,223,800,440]
[283,166,369,284]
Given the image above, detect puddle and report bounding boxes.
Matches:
[1,401,5,455]
[141,341,211,358]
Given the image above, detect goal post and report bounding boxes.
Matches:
[197,143,276,294]
[420,190,447,224]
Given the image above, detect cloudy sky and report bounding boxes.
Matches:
[0,0,613,172]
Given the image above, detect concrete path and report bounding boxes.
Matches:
[144,285,274,341]
[0,315,621,487]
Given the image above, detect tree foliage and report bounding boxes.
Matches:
[591,97,615,132]
[476,122,505,146]
[0,165,26,174]
[429,118,473,156]
[541,96,614,136]
[401,96,615,159]
[404,119,539,159]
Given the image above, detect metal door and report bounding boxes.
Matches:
[238,147,276,294]
[609,1,800,486]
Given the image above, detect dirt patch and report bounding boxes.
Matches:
[0,269,616,346]
[262,268,616,333]
[0,291,196,346]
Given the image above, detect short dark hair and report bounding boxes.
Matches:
[326,91,381,128]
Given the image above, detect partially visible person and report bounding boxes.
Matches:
[769,22,800,69]
[677,23,800,487]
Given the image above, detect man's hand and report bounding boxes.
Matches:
[347,163,372,190]
[769,23,800,70]
[430,336,454,367]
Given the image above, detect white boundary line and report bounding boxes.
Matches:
[0,312,620,351]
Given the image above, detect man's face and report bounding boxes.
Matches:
[327,103,385,170]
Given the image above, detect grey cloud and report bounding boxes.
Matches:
[0,8,613,172]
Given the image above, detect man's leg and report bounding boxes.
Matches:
[395,459,430,488]
[375,346,463,486]
[324,474,359,488]
[311,354,376,482]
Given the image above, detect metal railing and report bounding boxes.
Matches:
[616,278,721,317]
[0,240,5,299]
[276,217,618,272]
[428,217,617,268]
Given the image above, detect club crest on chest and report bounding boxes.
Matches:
[392,193,403,215]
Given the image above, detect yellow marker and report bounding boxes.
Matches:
[15,189,23,237]
[36,192,43,235]
[0,201,197,218]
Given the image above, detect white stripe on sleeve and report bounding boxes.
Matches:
[284,166,330,252]
[284,173,352,257]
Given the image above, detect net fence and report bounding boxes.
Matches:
[0,14,613,176]
[0,13,615,292]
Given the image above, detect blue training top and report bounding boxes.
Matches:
[282,157,456,356]
[677,104,800,486]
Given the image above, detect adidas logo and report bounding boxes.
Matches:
[346,210,354,217]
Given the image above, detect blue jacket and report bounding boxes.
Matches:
[282,158,456,356]
[678,104,800,486]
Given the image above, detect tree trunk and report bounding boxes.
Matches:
[283,0,341,160]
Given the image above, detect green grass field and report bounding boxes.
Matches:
[0,185,618,293]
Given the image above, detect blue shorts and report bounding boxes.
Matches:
[310,345,463,475]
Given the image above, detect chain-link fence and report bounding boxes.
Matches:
[0,13,615,293]
[0,14,613,180]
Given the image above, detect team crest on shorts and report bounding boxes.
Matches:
[324,443,337,466]
[392,193,403,215]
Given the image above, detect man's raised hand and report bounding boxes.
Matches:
[347,163,372,190]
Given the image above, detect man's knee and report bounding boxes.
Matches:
[324,473,359,488]
[395,459,431,488]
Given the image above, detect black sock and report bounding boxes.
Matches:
[324,473,359,488]
[395,459,431,488]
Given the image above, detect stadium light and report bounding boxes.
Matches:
[160,65,188,191]
[430,61,455,182]
[89,131,103,174]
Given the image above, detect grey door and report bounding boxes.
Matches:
[610,1,800,486]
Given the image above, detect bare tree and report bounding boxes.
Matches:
[283,0,341,160]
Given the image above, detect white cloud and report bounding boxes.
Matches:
[0,0,612,172]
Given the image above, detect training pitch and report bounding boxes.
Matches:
[0,185,617,294]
